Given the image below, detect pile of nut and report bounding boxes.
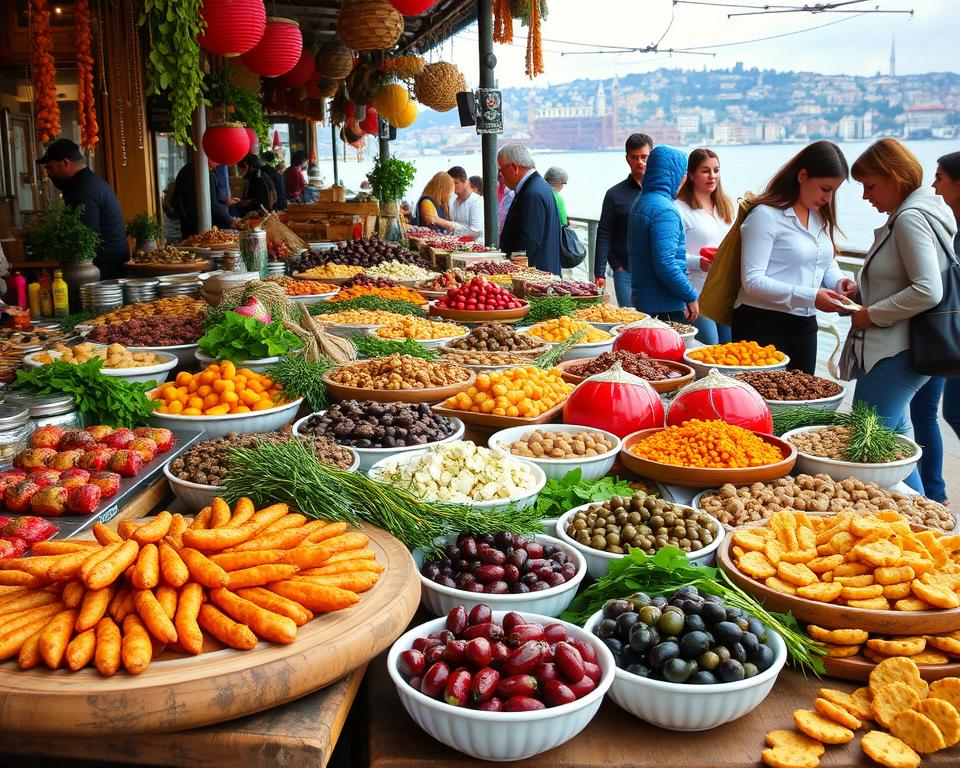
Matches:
[438,350,539,367]
[503,429,616,459]
[88,297,204,325]
[446,323,543,353]
[297,400,458,448]
[375,317,467,341]
[327,354,471,390]
[168,431,355,486]
[735,369,843,401]
[788,426,913,462]
[33,342,162,368]
[365,261,437,281]
[695,474,955,531]
[130,245,194,264]
[86,314,203,346]
[564,350,684,381]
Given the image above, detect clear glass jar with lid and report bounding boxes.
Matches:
[0,405,32,466]
[2,391,81,432]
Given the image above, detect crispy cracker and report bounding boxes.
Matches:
[911,650,951,665]
[866,637,927,657]
[895,597,935,612]
[792,709,854,744]
[821,642,862,658]
[732,529,768,552]
[928,677,960,711]
[765,729,825,756]
[925,635,960,657]
[738,550,777,580]
[806,625,868,645]
[872,682,922,728]
[861,730,921,768]
[760,746,819,768]
[796,581,843,602]
[883,582,914,600]
[778,561,819,587]
[875,565,916,585]
[846,596,891,610]
[814,697,862,730]
[911,579,960,609]
[916,697,960,747]
[765,575,798,595]
[869,657,923,695]
[841,584,885,600]
[889,709,947,753]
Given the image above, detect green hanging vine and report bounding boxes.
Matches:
[139,0,206,146]
[206,67,269,148]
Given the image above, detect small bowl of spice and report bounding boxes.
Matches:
[735,369,845,414]
[554,351,695,393]
[488,424,621,481]
[164,431,358,512]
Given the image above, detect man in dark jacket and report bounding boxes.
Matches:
[37,138,127,278]
[171,158,235,238]
[260,151,287,211]
[497,143,560,275]
[236,154,275,216]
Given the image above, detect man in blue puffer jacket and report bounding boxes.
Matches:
[627,145,700,322]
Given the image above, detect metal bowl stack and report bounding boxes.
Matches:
[121,278,159,305]
[266,261,287,277]
[157,274,202,299]
[80,281,124,313]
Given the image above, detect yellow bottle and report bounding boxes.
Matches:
[27,281,42,317]
[51,269,69,317]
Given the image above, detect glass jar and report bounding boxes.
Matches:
[0,405,31,467]
[3,392,82,432]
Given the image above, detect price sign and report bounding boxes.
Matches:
[475,89,503,135]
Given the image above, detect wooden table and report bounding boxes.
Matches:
[365,659,958,767]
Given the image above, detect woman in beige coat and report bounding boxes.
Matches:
[840,139,957,493]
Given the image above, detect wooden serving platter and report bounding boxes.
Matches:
[291,273,358,285]
[323,366,476,405]
[619,428,797,488]
[427,300,530,323]
[716,535,960,635]
[554,358,696,394]
[822,654,960,683]
[0,523,420,736]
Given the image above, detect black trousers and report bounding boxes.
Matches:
[731,304,819,374]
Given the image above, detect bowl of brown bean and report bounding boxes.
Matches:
[24,343,179,385]
[487,424,621,481]
[553,352,695,394]
[323,354,477,404]
[782,426,922,487]
[734,370,846,414]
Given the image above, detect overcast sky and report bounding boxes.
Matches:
[441,0,956,89]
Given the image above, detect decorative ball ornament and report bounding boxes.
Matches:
[197,0,267,57]
[390,100,418,128]
[414,61,467,112]
[336,0,404,52]
[280,50,317,88]
[241,17,303,78]
[388,0,436,14]
[372,83,409,123]
[202,122,251,167]
[316,40,355,80]
[360,107,379,135]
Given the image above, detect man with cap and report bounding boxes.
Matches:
[38,139,127,279]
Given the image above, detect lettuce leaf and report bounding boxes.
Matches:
[197,312,303,364]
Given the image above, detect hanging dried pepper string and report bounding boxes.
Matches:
[30,0,60,144]
[75,0,99,149]
[525,0,544,79]
[493,0,513,44]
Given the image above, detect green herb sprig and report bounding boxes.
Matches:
[526,295,578,324]
[310,295,426,318]
[842,401,905,463]
[533,468,634,520]
[352,335,437,360]
[366,155,417,202]
[772,407,841,436]
[532,329,586,369]
[220,439,542,552]
[29,202,100,264]
[13,359,159,427]
[559,547,825,674]
[197,313,304,364]
[266,353,333,412]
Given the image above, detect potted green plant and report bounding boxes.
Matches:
[29,202,101,313]
[366,155,416,241]
[126,213,163,253]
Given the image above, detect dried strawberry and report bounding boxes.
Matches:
[28,469,61,489]
[67,484,102,515]
[0,536,28,558]
[30,486,70,516]
[127,437,157,462]
[89,471,121,498]
[85,425,114,441]
[134,427,174,452]
[0,470,27,496]
[14,448,57,469]
[58,468,91,484]
[108,449,143,478]
[58,429,97,451]
[3,515,59,543]
[4,480,39,513]
[29,425,64,449]
[48,450,83,470]
[77,447,114,471]
[101,428,135,450]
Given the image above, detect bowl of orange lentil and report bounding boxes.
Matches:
[619,421,797,487]
[682,341,789,379]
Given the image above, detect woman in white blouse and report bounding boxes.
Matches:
[675,148,734,345]
[734,141,858,374]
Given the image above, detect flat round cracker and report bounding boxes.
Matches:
[822,642,862,658]
[765,729,825,756]
[916,697,960,747]
[761,746,820,768]
[872,682,921,729]
[929,677,960,711]
[911,650,951,665]
[862,730,920,768]
[889,709,947,754]
[818,687,875,721]
[806,625,868,645]
[866,637,927,657]
[869,657,922,695]
[792,709,854,744]
[814,697,862,730]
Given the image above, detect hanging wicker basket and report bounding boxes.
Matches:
[336,0,404,52]
[414,61,466,112]
[316,39,355,79]
[317,77,342,99]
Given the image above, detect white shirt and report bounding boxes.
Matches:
[676,199,732,294]
[448,192,484,241]
[736,203,844,317]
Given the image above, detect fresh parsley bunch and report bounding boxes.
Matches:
[533,469,635,520]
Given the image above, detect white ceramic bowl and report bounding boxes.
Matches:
[387,611,615,761]
[321,322,385,339]
[562,337,615,362]
[126,342,199,370]
[487,424,621,482]
[583,609,787,731]
[195,351,283,373]
[23,348,178,385]
[556,503,725,579]
[762,387,846,415]
[368,448,546,513]
[412,533,587,618]
[292,411,466,472]
[289,290,340,305]
[147,392,304,439]
[367,328,470,350]
[682,349,790,379]
[781,426,922,487]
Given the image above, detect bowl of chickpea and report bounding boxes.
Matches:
[24,342,179,384]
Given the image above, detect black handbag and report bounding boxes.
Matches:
[559,225,586,269]
[910,213,960,377]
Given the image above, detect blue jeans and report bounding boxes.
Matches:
[693,315,732,345]
[853,350,930,493]
[911,377,960,503]
[612,268,631,308]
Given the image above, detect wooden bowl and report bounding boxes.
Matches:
[618,428,797,488]
[716,533,960,635]
[822,654,960,683]
[431,400,566,432]
[124,259,211,275]
[428,300,530,323]
[322,365,476,404]
[553,357,696,394]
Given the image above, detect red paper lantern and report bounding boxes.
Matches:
[245,127,257,153]
[280,50,316,88]
[388,0,436,14]
[241,17,302,78]
[202,123,251,167]
[613,323,685,362]
[198,0,267,57]
[667,369,774,433]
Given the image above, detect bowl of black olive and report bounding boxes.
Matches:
[583,586,786,731]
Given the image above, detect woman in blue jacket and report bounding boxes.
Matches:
[627,146,699,322]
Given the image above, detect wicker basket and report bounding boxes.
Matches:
[336,0,404,52]
[316,77,342,99]
[316,39,355,79]
[414,61,466,112]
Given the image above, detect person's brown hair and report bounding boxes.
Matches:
[420,171,454,217]
[676,148,734,224]
[755,140,848,245]
[851,138,923,206]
